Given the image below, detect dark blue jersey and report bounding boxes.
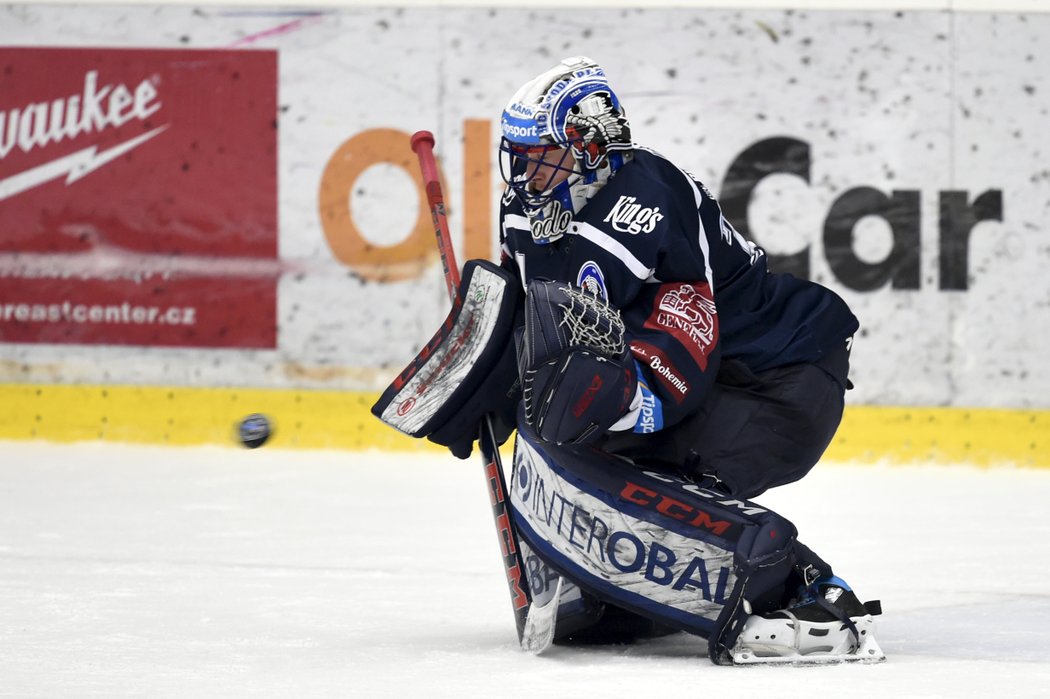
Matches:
[500,147,858,434]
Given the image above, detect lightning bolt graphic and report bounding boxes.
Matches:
[0,125,170,202]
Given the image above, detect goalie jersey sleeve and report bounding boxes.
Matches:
[500,147,859,435]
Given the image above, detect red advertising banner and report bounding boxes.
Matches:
[0,47,278,348]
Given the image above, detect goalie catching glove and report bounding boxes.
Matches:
[518,279,636,445]
[371,260,521,458]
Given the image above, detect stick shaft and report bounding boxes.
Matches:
[409,130,531,641]
[410,130,460,301]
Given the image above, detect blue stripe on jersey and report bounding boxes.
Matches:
[632,362,664,434]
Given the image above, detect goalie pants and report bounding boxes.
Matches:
[603,344,851,501]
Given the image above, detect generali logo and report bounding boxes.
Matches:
[643,282,719,371]
[0,69,168,201]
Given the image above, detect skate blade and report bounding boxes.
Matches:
[731,633,886,666]
[520,576,564,654]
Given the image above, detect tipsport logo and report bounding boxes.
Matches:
[501,118,540,142]
[501,107,541,142]
[632,375,664,434]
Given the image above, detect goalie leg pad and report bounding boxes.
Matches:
[518,538,606,652]
[509,419,802,663]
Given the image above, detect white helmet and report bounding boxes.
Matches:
[499,56,633,244]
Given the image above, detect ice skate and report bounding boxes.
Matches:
[730,576,885,665]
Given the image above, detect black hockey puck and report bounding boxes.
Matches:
[238,413,272,449]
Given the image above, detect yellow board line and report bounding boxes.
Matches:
[828,404,1045,467]
[0,383,1045,467]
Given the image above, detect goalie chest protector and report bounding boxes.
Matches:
[509,423,799,663]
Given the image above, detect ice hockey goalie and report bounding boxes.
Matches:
[373,54,886,665]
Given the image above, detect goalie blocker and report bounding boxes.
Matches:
[371,259,521,457]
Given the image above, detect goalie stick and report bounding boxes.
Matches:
[410,131,545,648]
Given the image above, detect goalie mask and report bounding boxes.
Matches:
[499,56,633,244]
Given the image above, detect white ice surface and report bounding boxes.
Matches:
[2,442,1049,698]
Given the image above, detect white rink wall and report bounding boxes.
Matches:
[1,0,1048,412]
